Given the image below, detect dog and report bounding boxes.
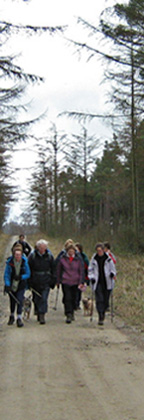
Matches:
[82,297,93,317]
[23,294,32,320]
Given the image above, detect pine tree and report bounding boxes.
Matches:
[66,0,144,246]
[0,5,65,226]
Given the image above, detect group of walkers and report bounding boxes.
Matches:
[3,234,116,327]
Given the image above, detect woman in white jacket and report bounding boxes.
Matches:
[88,243,116,325]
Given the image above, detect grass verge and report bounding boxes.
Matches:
[0,233,10,264]
[114,255,144,328]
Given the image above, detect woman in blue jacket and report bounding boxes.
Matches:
[4,243,31,327]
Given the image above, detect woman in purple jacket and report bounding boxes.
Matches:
[57,243,84,324]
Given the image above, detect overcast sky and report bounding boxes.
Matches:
[1,0,126,222]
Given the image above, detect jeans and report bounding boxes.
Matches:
[9,289,25,315]
[33,287,50,314]
[62,284,78,315]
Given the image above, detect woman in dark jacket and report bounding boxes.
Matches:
[4,244,30,327]
[28,239,55,325]
[12,234,31,256]
[57,243,84,324]
[75,242,89,309]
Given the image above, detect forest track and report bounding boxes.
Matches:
[0,237,144,420]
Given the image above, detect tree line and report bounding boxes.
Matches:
[25,0,144,251]
[25,119,144,252]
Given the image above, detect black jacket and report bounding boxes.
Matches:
[12,240,31,256]
[28,249,56,291]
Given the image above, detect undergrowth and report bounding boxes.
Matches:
[114,255,144,327]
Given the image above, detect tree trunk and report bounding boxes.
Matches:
[131,43,139,247]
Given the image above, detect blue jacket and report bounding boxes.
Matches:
[4,255,31,289]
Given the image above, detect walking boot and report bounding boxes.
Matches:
[71,312,75,321]
[98,312,104,326]
[39,313,45,324]
[66,314,72,324]
[7,315,15,325]
[17,318,24,328]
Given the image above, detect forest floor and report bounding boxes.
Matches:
[0,236,144,420]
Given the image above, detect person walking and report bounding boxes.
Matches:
[104,242,116,265]
[88,243,116,325]
[12,234,32,257]
[55,239,74,267]
[4,244,31,327]
[75,242,89,309]
[104,241,116,311]
[57,243,84,324]
[28,239,55,325]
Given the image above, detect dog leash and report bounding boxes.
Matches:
[30,287,42,297]
[9,291,20,305]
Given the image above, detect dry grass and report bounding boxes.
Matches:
[0,232,10,264]
[114,255,144,327]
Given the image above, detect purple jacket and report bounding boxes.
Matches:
[57,254,83,286]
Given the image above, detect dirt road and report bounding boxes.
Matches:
[0,238,144,420]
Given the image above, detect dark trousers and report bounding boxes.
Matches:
[62,284,78,315]
[95,283,109,315]
[9,289,25,315]
[33,287,50,314]
[107,289,112,310]
[75,288,82,309]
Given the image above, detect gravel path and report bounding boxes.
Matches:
[0,237,144,420]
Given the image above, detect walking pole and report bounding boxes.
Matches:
[9,291,20,305]
[90,288,94,322]
[53,287,59,310]
[111,289,113,323]
[30,287,42,298]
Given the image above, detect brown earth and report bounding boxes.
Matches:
[0,237,144,420]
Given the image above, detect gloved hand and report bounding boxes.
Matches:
[14,275,21,281]
[91,279,95,285]
[4,285,11,294]
[50,283,55,290]
[110,273,114,279]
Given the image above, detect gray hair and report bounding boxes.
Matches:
[36,239,48,249]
